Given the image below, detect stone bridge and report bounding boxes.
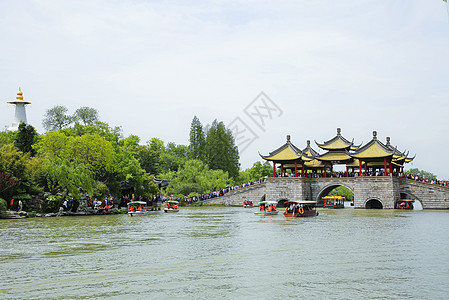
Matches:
[207,177,449,209]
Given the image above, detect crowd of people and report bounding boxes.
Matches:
[274,170,449,187]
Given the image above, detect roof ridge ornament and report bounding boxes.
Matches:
[373,131,377,140]
[337,128,341,135]
[386,136,390,146]
[307,140,310,146]
[287,135,291,142]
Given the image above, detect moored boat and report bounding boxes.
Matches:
[322,196,345,208]
[254,201,279,215]
[128,201,149,216]
[395,199,414,210]
[164,200,179,213]
[284,201,318,217]
[243,200,254,208]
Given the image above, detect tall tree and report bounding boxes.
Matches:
[15,122,38,156]
[73,107,99,125]
[189,116,206,162]
[205,120,240,179]
[42,105,73,131]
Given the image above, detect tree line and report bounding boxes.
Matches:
[0,106,273,212]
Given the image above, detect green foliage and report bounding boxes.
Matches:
[329,186,354,201]
[406,168,437,180]
[0,144,29,200]
[0,130,16,147]
[46,195,63,212]
[238,161,272,183]
[44,156,95,197]
[205,120,240,179]
[93,182,109,199]
[62,122,122,145]
[160,159,232,195]
[15,122,39,155]
[42,105,73,131]
[73,107,99,125]
[0,198,7,218]
[189,116,206,161]
[160,142,189,172]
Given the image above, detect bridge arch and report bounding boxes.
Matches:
[365,198,383,209]
[316,183,354,205]
[276,199,289,208]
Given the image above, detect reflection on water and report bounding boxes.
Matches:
[1,207,449,299]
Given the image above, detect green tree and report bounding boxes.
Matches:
[205,120,240,179]
[42,105,73,131]
[137,138,165,175]
[0,144,29,200]
[43,155,95,198]
[406,168,437,180]
[160,142,189,172]
[63,121,122,146]
[329,186,354,201]
[189,116,206,162]
[0,130,16,147]
[238,161,272,183]
[15,122,38,155]
[160,159,232,195]
[73,107,99,125]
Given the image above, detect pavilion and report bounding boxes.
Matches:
[260,129,415,178]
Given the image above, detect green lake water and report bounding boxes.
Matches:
[1,206,449,299]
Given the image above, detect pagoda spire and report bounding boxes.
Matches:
[7,88,32,131]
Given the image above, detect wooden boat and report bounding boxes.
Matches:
[395,199,414,210]
[284,201,318,217]
[128,201,149,216]
[164,200,179,213]
[243,200,254,208]
[254,201,279,215]
[322,196,345,209]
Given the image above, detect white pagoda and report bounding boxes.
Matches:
[7,88,31,131]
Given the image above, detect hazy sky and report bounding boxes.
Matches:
[1,0,448,179]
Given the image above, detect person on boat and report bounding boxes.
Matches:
[267,205,272,212]
[167,203,172,209]
[130,206,135,212]
[271,205,276,211]
[174,204,178,209]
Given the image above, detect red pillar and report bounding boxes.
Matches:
[346,166,348,177]
[359,160,362,176]
[384,158,387,176]
[273,161,276,177]
[281,164,284,175]
[364,162,367,175]
[295,161,297,177]
[302,163,304,177]
[324,162,327,178]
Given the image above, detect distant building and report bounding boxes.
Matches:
[7,88,31,131]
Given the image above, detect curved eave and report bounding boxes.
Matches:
[7,100,31,104]
[304,159,326,168]
[351,139,394,159]
[316,151,353,162]
[346,159,365,167]
[315,139,352,151]
[405,155,416,163]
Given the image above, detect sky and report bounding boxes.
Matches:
[1,0,448,179]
